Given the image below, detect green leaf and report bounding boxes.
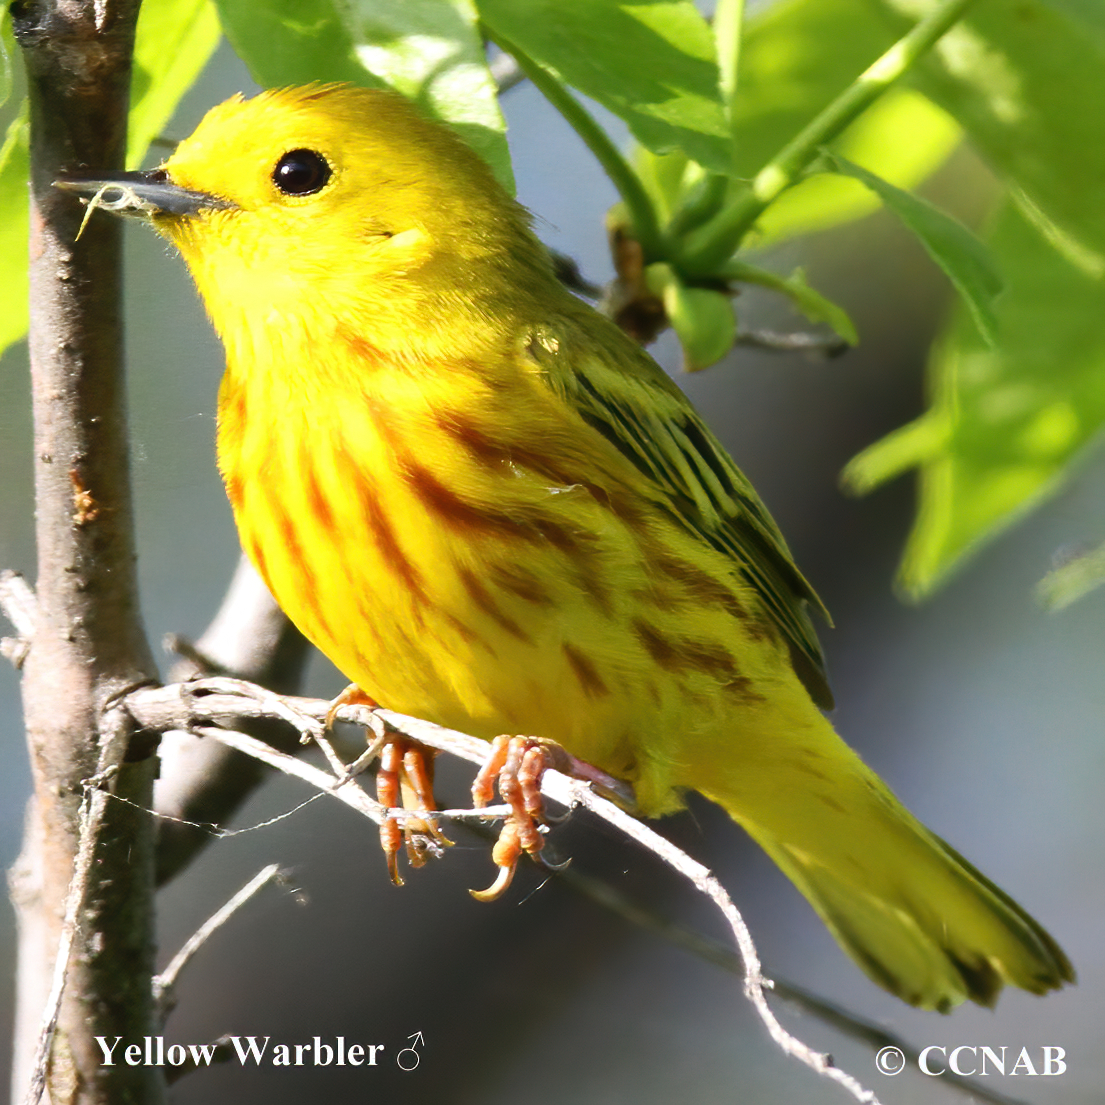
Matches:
[872,0,1105,266]
[842,413,946,495]
[214,0,368,86]
[341,0,512,189]
[0,105,28,361]
[722,261,858,346]
[1037,541,1105,611]
[0,0,221,360]
[215,0,513,189]
[824,152,1002,347]
[129,0,222,167]
[848,200,1105,599]
[647,263,737,371]
[1,8,14,108]
[477,0,731,175]
[633,147,694,227]
[714,0,744,133]
[841,0,1105,597]
[754,89,960,244]
[736,0,961,243]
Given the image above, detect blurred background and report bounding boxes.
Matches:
[1,39,1102,1105]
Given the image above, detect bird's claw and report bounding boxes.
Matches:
[324,683,378,730]
[377,735,453,885]
[470,735,571,901]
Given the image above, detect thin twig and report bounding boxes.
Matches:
[22,783,110,1105]
[489,50,525,94]
[186,676,325,742]
[154,864,287,1016]
[0,569,36,667]
[737,329,850,356]
[558,867,1032,1105]
[124,682,883,1104]
[0,569,37,636]
[309,728,356,778]
[190,726,388,824]
[187,725,511,829]
[563,782,882,1104]
[337,732,388,784]
[134,682,1033,1104]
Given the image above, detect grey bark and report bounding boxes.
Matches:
[11,1,163,1101]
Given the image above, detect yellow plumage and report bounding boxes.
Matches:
[83,84,1072,1010]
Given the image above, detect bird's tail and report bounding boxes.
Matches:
[685,699,1074,1010]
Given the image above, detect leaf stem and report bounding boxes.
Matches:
[486,27,664,260]
[714,0,746,152]
[679,0,979,274]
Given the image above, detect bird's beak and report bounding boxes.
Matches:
[54,169,234,218]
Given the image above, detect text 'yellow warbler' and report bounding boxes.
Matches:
[65,84,1072,1011]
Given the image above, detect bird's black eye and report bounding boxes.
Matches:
[272,149,331,196]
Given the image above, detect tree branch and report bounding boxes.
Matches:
[154,864,288,1019]
[154,556,311,884]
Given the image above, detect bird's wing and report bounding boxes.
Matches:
[529,314,834,710]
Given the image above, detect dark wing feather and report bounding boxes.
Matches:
[528,313,834,710]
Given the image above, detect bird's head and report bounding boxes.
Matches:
[58,84,551,345]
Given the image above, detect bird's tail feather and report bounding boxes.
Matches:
[689,704,1074,1010]
[753,821,1072,1011]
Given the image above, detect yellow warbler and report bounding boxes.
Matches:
[63,84,1072,1011]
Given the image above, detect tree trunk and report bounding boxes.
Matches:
[10,1,163,1101]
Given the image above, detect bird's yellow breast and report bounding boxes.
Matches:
[217,335,789,815]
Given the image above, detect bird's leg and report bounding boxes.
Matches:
[377,735,453,885]
[376,739,406,885]
[325,685,452,884]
